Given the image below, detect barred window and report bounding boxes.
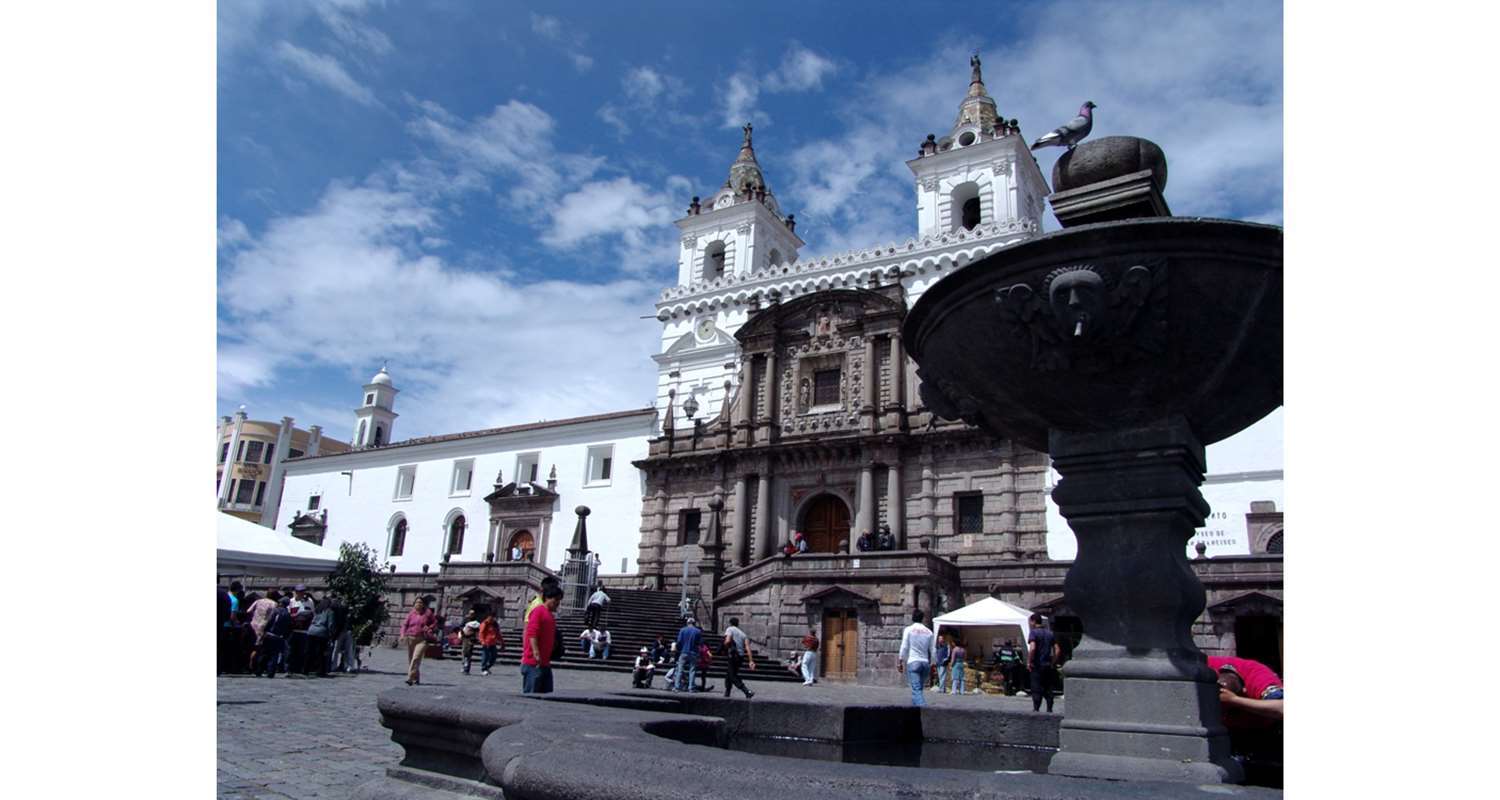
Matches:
[955,492,984,534]
[813,369,840,405]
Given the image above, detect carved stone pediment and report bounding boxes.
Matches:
[483,482,559,510]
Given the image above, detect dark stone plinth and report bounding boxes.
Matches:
[1050,138,1169,227]
[1045,416,1239,783]
[355,685,1281,799]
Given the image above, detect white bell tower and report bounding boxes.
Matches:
[906,53,1050,239]
[352,365,399,448]
[674,123,805,287]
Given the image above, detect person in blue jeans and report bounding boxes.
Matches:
[672,618,702,692]
[950,638,968,695]
[897,609,937,706]
[933,635,951,693]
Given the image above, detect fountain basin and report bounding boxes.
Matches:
[903,217,1282,452]
[353,685,1283,799]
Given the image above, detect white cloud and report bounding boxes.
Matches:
[409,100,604,208]
[530,12,593,73]
[764,43,837,92]
[721,72,762,128]
[218,177,664,436]
[539,177,677,254]
[314,1,394,57]
[599,66,696,137]
[272,41,383,108]
[718,43,836,129]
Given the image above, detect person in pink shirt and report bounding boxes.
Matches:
[400,597,438,686]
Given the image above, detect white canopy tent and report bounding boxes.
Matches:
[217,512,340,576]
[932,597,1034,663]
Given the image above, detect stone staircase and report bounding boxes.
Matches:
[489,588,804,684]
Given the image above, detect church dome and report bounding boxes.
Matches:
[370,366,393,386]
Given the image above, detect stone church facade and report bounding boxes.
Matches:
[633,56,1281,686]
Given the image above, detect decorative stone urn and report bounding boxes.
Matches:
[903,136,1281,784]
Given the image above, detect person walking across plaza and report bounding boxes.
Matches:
[521,584,563,693]
[933,634,951,693]
[721,617,756,700]
[400,597,437,686]
[1027,614,1061,712]
[672,617,703,692]
[477,608,503,676]
[458,609,480,674]
[799,628,819,685]
[949,637,968,695]
[897,609,937,706]
[583,584,610,630]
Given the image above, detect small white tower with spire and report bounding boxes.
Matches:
[906,53,1050,238]
[675,123,805,287]
[352,365,399,448]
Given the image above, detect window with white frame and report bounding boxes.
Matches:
[451,459,474,495]
[308,494,321,511]
[245,441,264,463]
[515,452,540,484]
[393,465,417,500]
[584,445,614,486]
[234,479,257,505]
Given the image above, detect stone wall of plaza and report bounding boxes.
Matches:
[703,552,1282,687]
[710,552,965,687]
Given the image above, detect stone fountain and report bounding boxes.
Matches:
[903,135,1282,783]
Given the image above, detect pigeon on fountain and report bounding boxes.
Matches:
[1030,101,1097,151]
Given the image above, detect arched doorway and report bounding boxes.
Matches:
[800,495,851,554]
[508,529,535,562]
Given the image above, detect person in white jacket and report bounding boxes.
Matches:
[897,609,938,706]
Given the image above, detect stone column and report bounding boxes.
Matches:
[759,351,778,444]
[920,461,936,540]
[862,336,878,433]
[754,470,774,561]
[698,496,726,619]
[257,416,296,528]
[886,461,905,549]
[1046,417,1241,784]
[855,463,875,540]
[733,474,750,567]
[889,333,907,427]
[307,425,323,457]
[218,408,247,507]
[732,357,752,447]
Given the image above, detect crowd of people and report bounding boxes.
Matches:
[894,611,1067,708]
[216,581,365,678]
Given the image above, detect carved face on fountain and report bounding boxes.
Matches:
[1047,267,1106,341]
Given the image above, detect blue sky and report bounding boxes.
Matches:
[217,0,1283,444]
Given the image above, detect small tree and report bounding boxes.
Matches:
[327,541,391,646]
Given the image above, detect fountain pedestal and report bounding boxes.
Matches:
[1045,416,1239,783]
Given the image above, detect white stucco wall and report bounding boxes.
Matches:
[276,412,655,575]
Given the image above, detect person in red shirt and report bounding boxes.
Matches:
[521,584,563,693]
[1207,655,1283,786]
[477,609,504,677]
